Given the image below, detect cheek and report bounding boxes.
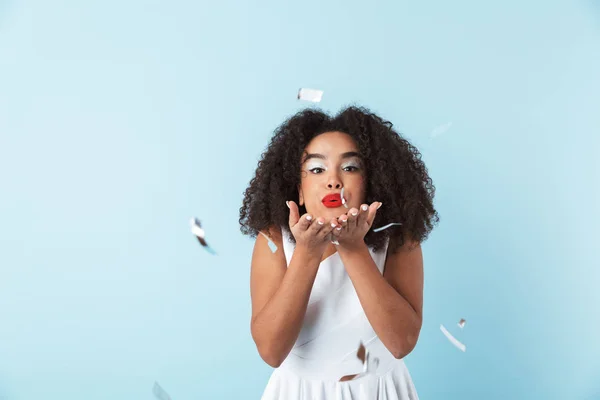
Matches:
[299,176,315,197]
[300,179,317,197]
[299,176,324,206]
[349,177,367,200]
[349,174,366,189]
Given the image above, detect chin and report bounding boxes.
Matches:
[306,204,344,216]
[322,205,344,213]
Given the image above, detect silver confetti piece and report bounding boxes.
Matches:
[297,88,324,103]
[340,188,349,209]
[364,352,380,374]
[152,381,172,400]
[339,342,379,381]
[356,342,366,364]
[430,121,452,138]
[372,222,403,233]
[440,324,466,352]
[370,356,380,372]
[190,217,217,255]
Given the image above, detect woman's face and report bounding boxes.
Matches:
[298,131,366,218]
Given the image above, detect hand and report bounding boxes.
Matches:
[287,201,341,256]
[332,202,382,249]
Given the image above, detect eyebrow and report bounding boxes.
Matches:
[302,151,362,163]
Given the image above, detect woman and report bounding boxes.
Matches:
[239,106,439,399]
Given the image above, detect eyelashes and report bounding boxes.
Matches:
[308,165,360,174]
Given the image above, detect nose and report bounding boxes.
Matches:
[327,179,342,189]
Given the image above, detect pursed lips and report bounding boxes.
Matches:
[322,193,342,208]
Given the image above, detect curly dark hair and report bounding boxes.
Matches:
[239,106,439,254]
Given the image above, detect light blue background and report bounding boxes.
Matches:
[1,1,599,399]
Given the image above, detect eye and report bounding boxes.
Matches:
[343,166,359,172]
[309,167,325,174]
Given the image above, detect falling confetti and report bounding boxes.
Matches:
[259,231,278,253]
[356,342,366,364]
[339,342,380,382]
[340,342,366,381]
[190,217,217,255]
[370,357,380,371]
[340,188,349,209]
[152,381,172,400]
[372,222,403,233]
[339,373,359,382]
[440,324,466,352]
[458,318,466,329]
[430,122,452,138]
[297,88,324,103]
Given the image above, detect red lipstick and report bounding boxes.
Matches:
[322,193,342,208]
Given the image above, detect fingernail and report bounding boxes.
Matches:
[361,205,368,211]
[377,202,383,209]
[317,220,324,225]
[336,227,342,231]
[351,211,358,216]
[331,222,337,227]
[306,215,312,221]
[286,201,290,208]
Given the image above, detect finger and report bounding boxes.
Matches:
[366,202,381,226]
[346,207,359,228]
[308,217,326,235]
[297,213,314,231]
[329,218,343,240]
[287,201,300,228]
[337,213,349,233]
[357,204,370,227]
[332,224,343,238]
[320,219,339,238]
[330,217,344,236]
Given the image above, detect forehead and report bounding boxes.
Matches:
[304,131,358,154]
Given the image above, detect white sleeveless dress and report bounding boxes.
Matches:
[260,228,419,400]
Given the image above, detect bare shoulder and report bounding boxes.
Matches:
[250,226,288,323]
[386,234,421,256]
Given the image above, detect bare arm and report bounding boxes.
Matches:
[337,236,423,359]
[250,228,322,368]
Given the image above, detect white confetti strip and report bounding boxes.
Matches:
[372,222,402,233]
[430,121,452,138]
[340,188,349,209]
[259,231,278,253]
[152,381,172,400]
[440,324,466,352]
[365,353,380,374]
[297,88,323,103]
[190,224,205,238]
[370,356,380,372]
[190,217,217,255]
[362,349,369,373]
[458,318,466,329]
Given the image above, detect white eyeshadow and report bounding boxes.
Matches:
[305,161,326,170]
